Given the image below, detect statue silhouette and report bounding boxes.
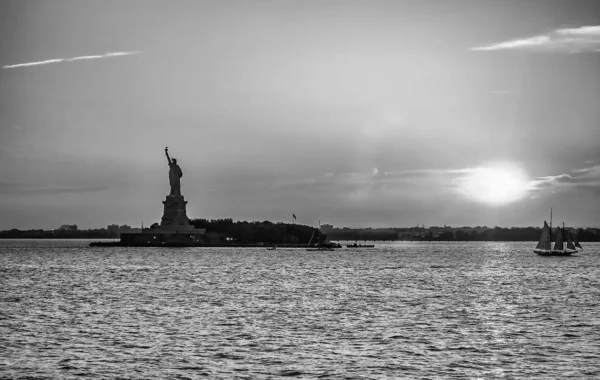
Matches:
[165,147,183,196]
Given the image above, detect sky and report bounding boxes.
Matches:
[1,0,599,230]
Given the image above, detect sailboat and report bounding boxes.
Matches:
[534,209,583,256]
[306,230,335,251]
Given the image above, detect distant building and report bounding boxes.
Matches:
[107,224,141,237]
[320,224,334,232]
[107,224,120,235]
[57,224,78,231]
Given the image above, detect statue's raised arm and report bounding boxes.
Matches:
[165,147,172,164]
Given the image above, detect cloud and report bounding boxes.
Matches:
[383,168,448,177]
[528,164,600,191]
[66,55,105,62]
[471,25,600,53]
[2,51,140,69]
[2,58,65,69]
[104,51,138,57]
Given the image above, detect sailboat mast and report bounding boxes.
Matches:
[550,208,553,242]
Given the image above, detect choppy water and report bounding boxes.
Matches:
[1,240,599,379]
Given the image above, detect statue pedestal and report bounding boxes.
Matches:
[118,192,205,246]
[160,194,194,231]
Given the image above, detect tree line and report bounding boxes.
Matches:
[0,229,118,239]
[188,218,322,244]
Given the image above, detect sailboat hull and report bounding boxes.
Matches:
[534,248,578,256]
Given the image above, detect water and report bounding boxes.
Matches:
[1,240,599,379]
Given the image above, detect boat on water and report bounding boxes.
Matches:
[534,209,583,256]
[346,243,375,248]
[266,246,277,250]
[306,230,338,251]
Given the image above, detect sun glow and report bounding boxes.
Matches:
[454,164,530,206]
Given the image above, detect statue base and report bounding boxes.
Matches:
[160,194,193,230]
[117,193,205,247]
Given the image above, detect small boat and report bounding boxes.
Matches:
[534,209,583,256]
[346,243,375,248]
[266,246,277,250]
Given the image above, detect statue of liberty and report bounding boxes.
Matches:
[165,147,183,196]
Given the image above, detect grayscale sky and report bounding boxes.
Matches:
[1,0,599,230]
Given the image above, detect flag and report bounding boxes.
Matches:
[293,214,296,220]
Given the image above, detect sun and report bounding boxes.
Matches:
[455,163,530,206]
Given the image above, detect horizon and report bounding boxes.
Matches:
[2,0,600,230]
[4,218,600,232]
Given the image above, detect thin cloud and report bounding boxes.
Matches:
[3,51,140,69]
[529,164,600,191]
[383,168,475,178]
[67,55,104,62]
[2,58,65,69]
[104,51,138,57]
[471,25,600,53]
[383,168,448,177]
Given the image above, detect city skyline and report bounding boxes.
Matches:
[1,0,599,230]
